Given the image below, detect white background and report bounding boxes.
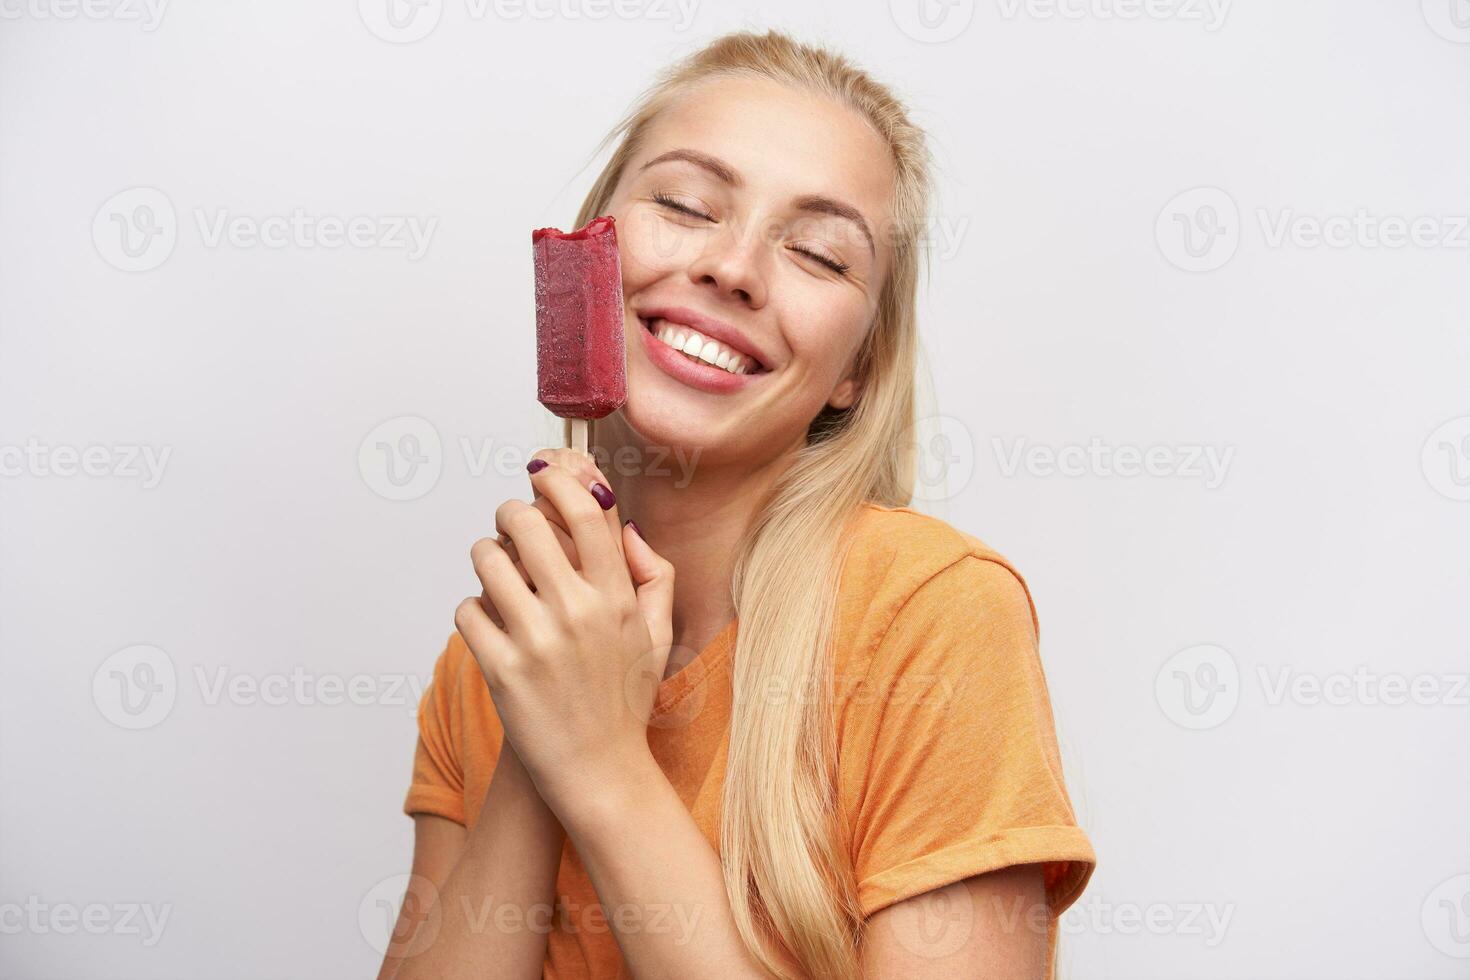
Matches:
[2,1,1468,977]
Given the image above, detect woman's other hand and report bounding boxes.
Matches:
[454,449,675,810]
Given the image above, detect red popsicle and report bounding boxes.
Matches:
[532,216,627,452]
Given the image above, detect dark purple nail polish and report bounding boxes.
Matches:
[625,520,643,539]
[589,481,616,510]
[527,458,548,473]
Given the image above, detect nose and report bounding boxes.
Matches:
[686,220,768,309]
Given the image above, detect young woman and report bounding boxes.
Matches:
[378,30,1095,980]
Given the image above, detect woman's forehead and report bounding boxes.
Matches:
[636,75,895,223]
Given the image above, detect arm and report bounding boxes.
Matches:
[379,462,596,980]
[547,751,769,979]
[373,814,464,980]
[452,450,772,978]
[550,763,1050,980]
[378,734,564,980]
[861,865,1050,977]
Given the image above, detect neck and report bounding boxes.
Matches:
[593,414,797,661]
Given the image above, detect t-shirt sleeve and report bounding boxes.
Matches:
[844,554,1096,919]
[403,632,470,825]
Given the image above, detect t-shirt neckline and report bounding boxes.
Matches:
[651,616,738,719]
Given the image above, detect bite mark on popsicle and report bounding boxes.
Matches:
[532,216,628,422]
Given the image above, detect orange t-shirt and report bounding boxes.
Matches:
[404,502,1096,978]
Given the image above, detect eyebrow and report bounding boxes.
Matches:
[793,194,875,257]
[638,148,743,187]
[637,148,877,257]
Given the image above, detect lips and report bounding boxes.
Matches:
[641,318,764,376]
[634,315,768,394]
[634,305,773,373]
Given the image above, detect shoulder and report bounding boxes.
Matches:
[834,503,1040,678]
[419,629,500,731]
[427,629,478,691]
[833,516,1093,926]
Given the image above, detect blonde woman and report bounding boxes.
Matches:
[379,30,1096,980]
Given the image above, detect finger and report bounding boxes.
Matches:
[479,591,505,629]
[500,497,579,573]
[470,535,539,632]
[454,595,514,686]
[493,527,541,593]
[528,448,624,564]
[493,542,537,592]
[494,498,579,604]
[622,521,675,649]
[526,461,623,591]
[528,448,613,504]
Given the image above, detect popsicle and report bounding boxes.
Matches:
[531,215,627,454]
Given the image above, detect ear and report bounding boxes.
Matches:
[827,375,860,411]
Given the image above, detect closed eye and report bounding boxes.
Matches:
[654,191,850,277]
[652,191,713,221]
[789,244,851,276]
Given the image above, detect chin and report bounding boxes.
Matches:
[615,389,729,462]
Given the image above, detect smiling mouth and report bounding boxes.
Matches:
[638,316,771,376]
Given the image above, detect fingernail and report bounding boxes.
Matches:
[625,520,643,539]
[527,458,549,474]
[589,481,616,510]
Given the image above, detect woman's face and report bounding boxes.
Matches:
[603,75,896,466]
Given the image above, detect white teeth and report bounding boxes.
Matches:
[649,318,757,376]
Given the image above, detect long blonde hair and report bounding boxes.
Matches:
[574,31,932,978]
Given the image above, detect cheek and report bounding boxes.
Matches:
[615,207,714,291]
[784,293,871,380]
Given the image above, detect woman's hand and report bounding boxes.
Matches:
[453,449,676,811]
[471,449,597,620]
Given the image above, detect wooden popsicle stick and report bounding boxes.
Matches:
[569,418,590,456]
